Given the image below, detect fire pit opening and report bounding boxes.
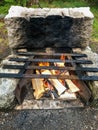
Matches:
[1,46,97,109]
[1,6,98,110]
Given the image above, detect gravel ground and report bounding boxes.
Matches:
[0,107,98,130]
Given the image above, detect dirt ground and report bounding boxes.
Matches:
[0,107,98,130]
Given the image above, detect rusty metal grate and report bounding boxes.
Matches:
[0,47,98,81]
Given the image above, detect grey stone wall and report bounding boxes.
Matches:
[0,55,19,109]
[0,54,27,109]
[81,47,98,101]
[5,6,94,51]
[73,46,98,102]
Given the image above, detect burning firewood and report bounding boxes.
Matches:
[39,62,50,66]
[59,90,77,100]
[54,62,65,67]
[67,55,91,102]
[65,72,80,93]
[43,79,59,99]
[31,70,45,99]
[43,79,54,91]
[69,78,91,102]
[42,70,67,95]
[52,69,79,93]
[53,55,80,93]
[32,78,45,99]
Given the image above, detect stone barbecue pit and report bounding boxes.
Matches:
[0,6,98,110]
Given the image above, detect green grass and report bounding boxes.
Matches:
[0,6,10,14]
[0,0,16,14]
[32,0,88,8]
[91,7,98,42]
[0,21,5,28]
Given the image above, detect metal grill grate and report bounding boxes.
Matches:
[0,48,98,81]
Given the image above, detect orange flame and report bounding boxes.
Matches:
[38,62,50,66]
[43,80,54,90]
[60,54,66,61]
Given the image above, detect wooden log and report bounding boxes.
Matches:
[32,78,45,99]
[67,55,91,102]
[54,62,64,67]
[54,61,80,93]
[70,78,91,102]
[31,70,45,99]
[43,79,54,90]
[59,90,77,100]
[42,70,66,95]
[66,79,80,92]
[65,72,80,92]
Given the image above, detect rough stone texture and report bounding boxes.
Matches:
[0,55,25,109]
[15,99,83,110]
[74,46,98,100]
[5,6,94,51]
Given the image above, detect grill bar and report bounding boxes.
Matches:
[16,52,87,57]
[0,48,98,82]
[3,64,98,72]
[9,57,93,64]
[0,73,98,80]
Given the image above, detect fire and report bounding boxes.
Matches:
[43,79,54,91]
[38,62,50,66]
[32,53,79,100]
[54,54,66,67]
[60,54,66,61]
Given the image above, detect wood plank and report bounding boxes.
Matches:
[42,70,67,95]
[54,61,80,93]
[67,55,92,102]
[65,72,80,92]
[32,78,45,99]
[59,90,77,100]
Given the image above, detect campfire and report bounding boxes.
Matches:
[1,6,98,110]
[1,46,98,109]
[32,54,79,100]
[10,47,92,106]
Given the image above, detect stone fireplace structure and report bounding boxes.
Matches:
[0,6,98,109]
[5,6,94,50]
